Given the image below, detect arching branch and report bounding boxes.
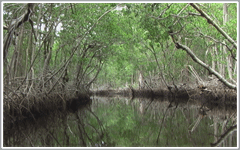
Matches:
[189,3,237,49]
[169,37,236,90]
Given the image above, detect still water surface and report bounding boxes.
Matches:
[4,96,237,147]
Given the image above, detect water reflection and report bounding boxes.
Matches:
[4,96,237,147]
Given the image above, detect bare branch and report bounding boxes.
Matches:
[159,3,173,17]
[150,4,173,20]
[150,15,170,20]
[173,4,189,25]
[188,12,201,16]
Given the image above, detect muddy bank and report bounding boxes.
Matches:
[92,84,236,106]
[4,94,93,147]
[4,92,92,147]
[4,92,92,131]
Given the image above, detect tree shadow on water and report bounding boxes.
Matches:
[3,100,108,147]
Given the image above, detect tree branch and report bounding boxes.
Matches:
[4,3,35,64]
[159,3,173,17]
[199,32,236,61]
[189,3,237,49]
[171,41,236,90]
[47,4,119,94]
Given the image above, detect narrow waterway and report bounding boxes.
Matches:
[4,96,237,147]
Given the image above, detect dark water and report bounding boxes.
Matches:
[4,96,237,147]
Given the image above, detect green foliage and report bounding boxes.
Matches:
[3,3,237,88]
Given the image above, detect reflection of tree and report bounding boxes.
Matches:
[6,96,232,147]
[3,104,106,147]
[138,96,236,147]
[189,108,207,132]
[139,98,145,115]
[210,124,237,147]
[189,115,203,132]
[156,98,177,144]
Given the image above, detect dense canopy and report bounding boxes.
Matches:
[3,2,237,96]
